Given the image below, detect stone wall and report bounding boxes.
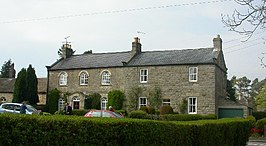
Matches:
[48,63,225,115]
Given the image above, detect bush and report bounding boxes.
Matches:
[0,114,251,146]
[256,118,266,130]
[160,114,216,121]
[139,106,148,113]
[147,106,155,114]
[107,90,125,110]
[253,112,266,120]
[84,93,101,110]
[246,116,256,127]
[129,110,149,119]
[160,105,173,115]
[71,109,89,116]
[47,88,61,114]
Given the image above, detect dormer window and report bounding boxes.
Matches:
[101,70,111,85]
[59,72,68,86]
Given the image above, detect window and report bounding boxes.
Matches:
[139,97,147,108]
[189,67,198,82]
[101,97,108,110]
[79,71,89,85]
[140,69,148,83]
[0,97,6,102]
[188,97,197,114]
[59,72,68,86]
[72,96,80,109]
[58,98,65,111]
[162,99,171,106]
[101,71,111,85]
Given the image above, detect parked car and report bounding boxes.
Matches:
[84,110,124,118]
[0,103,38,115]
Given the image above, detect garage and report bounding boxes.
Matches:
[218,108,244,119]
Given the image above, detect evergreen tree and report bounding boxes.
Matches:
[26,65,39,105]
[255,83,266,111]
[12,68,27,103]
[47,88,61,114]
[0,59,13,78]
[226,79,236,101]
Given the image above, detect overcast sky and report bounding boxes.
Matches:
[0,0,265,81]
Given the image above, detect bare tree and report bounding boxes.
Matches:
[222,0,266,40]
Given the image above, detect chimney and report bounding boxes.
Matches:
[62,44,74,59]
[213,35,222,52]
[131,37,141,57]
[8,63,16,78]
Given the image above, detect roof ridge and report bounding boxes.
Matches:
[141,47,213,53]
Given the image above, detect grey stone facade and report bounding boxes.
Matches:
[47,35,228,115]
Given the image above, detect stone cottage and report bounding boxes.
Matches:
[46,35,248,117]
[0,65,47,105]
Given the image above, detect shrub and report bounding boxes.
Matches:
[160,114,216,121]
[256,118,266,130]
[253,112,266,120]
[246,116,256,127]
[139,106,148,113]
[84,93,101,110]
[107,90,125,110]
[160,105,173,115]
[71,109,89,116]
[147,106,155,114]
[47,88,61,114]
[129,110,149,119]
[0,114,251,146]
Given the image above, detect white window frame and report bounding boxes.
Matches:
[139,97,147,108]
[140,69,148,83]
[162,99,171,106]
[189,67,198,82]
[79,71,89,85]
[72,96,80,109]
[59,72,68,86]
[188,97,197,114]
[101,70,111,85]
[101,97,108,110]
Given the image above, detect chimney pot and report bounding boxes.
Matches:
[213,35,222,51]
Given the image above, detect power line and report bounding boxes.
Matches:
[0,0,233,24]
[224,42,263,54]
[224,37,264,50]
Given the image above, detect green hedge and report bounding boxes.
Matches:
[0,114,251,146]
[256,118,266,130]
[160,114,217,121]
[253,112,266,120]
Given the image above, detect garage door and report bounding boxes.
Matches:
[218,108,243,119]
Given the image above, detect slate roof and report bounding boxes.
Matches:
[127,48,216,66]
[49,47,218,70]
[0,78,16,93]
[49,51,131,70]
[0,78,47,93]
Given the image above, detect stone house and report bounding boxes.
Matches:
[46,35,247,117]
[0,78,47,105]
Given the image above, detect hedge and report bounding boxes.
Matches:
[160,114,217,121]
[253,112,266,121]
[0,114,251,146]
[256,118,266,130]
